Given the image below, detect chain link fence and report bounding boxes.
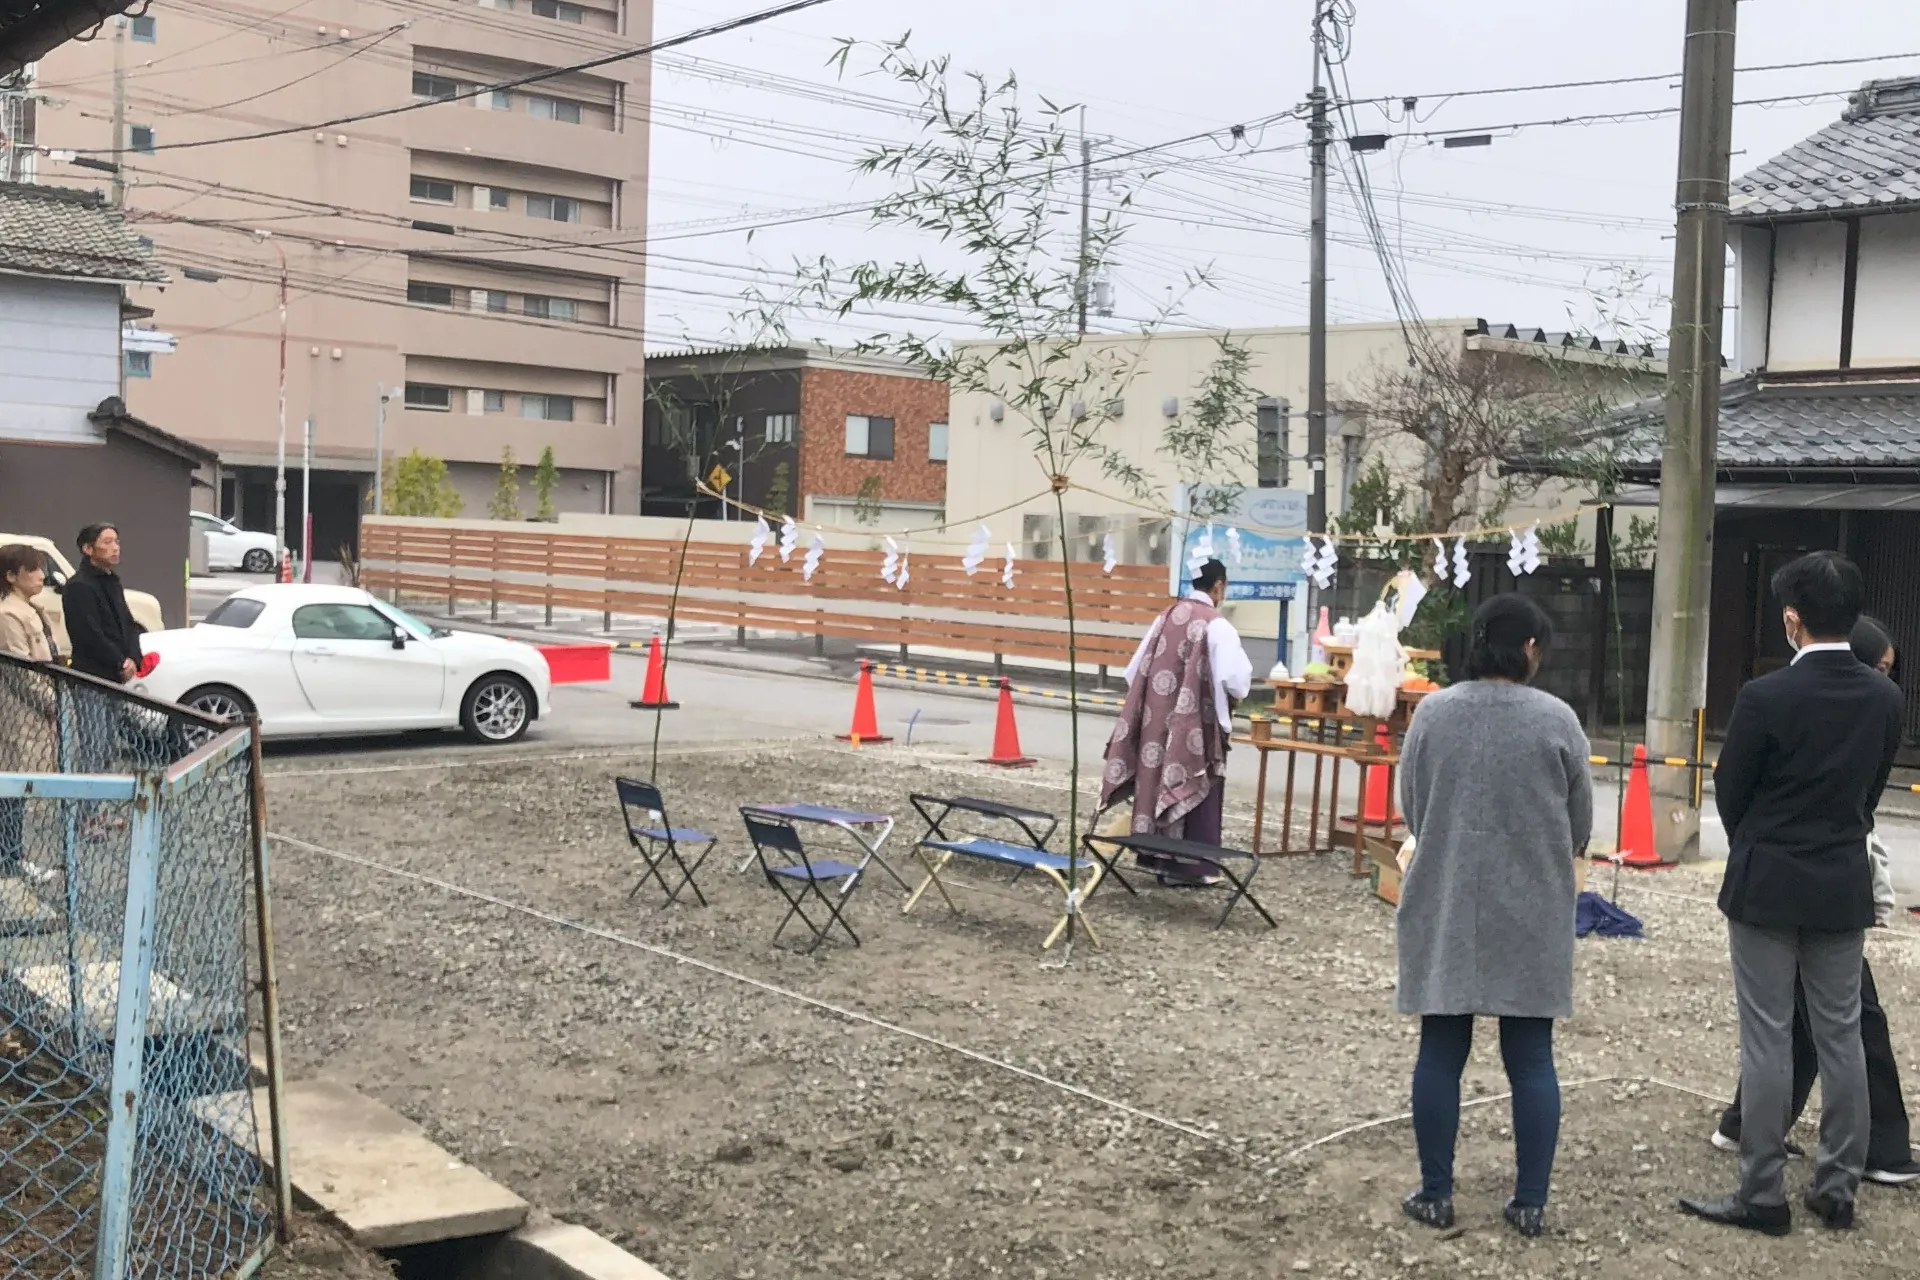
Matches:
[0,653,278,1279]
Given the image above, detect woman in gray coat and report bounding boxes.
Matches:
[1395,593,1593,1238]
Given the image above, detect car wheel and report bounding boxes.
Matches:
[461,673,532,744]
[241,548,274,574]
[180,684,255,748]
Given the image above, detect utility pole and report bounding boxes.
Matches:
[110,16,125,205]
[1304,1,1333,646]
[1645,0,1738,863]
[1075,105,1091,335]
[302,415,314,583]
[259,232,290,572]
[373,386,389,517]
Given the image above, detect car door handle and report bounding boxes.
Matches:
[305,645,335,656]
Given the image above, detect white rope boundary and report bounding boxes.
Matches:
[271,829,1753,1175]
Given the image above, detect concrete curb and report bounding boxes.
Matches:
[476,1223,674,1280]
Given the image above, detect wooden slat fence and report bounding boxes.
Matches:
[360,521,1171,666]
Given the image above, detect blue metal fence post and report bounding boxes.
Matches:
[54,682,85,1057]
[93,770,163,1280]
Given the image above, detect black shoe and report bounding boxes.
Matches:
[1676,1193,1792,1237]
[1402,1190,1455,1230]
[1866,1159,1920,1187]
[1804,1190,1855,1229]
[1503,1200,1544,1238]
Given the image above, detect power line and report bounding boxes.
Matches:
[1339,48,1920,114]
[71,0,847,154]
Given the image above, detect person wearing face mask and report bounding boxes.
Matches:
[1704,615,1920,1187]
[1680,552,1905,1236]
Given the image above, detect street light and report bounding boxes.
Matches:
[253,229,289,574]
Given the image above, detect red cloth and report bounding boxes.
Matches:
[1100,598,1226,837]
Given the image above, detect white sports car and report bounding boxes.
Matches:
[191,512,280,574]
[134,584,552,744]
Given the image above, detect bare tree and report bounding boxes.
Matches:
[1344,335,1652,581]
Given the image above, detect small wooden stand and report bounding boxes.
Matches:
[1238,681,1432,869]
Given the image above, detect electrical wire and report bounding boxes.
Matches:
[69,0,849,154]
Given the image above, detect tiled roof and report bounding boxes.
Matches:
[0,182,165,283]
[1731,78,1920,221]
[1602,378,1920,472]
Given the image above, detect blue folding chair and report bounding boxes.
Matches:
[741,810,863,952]
[616,777,716,907]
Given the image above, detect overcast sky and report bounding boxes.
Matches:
[641,0,1920,351]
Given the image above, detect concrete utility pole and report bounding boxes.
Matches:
[373,386,389,516]
[1645,0,1738,862]
[1075,105,1092,336]
[258,232,290,568]
[110,16,125,205]
[1306,5,1331,538]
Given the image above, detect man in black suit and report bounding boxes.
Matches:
[1680,551,1905,1235]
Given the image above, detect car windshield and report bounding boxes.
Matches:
[371,599,448,641]
[202,596,266,629]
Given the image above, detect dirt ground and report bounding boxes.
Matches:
[258,739,1920,1280]
[257,1217,393,1280]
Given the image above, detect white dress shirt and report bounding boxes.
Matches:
[1122,590,1255,727]
[1790,640,1854,664]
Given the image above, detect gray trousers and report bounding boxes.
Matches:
[1729,920,1868,1206]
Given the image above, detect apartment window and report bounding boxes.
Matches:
[526,96,583,124]
[135,236,153,251]
[489,187,510,210]
[404,382,452,411]
[532,0,584,21]
[123,350,152,378]
[406,281,454,307]
[520,393,574,422]
[524,193,579,223]
[483,290,508,312]
[412,71,459,100]
[129,13,156,41]
[522,295,577,322]
[927,421,948,463]
[483,390,506,412]
[409,176,455,204]
[487,89,512,111]
[845,414,893,460]
[763,412,795,445]
[128,124,154,153]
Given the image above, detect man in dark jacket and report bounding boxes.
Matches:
[1680,551,1905,1236]
[62,523,143,684]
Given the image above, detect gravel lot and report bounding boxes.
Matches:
[260,740,1920,1279]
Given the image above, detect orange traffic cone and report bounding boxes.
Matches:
[981,678,1035,767]
[836,659,892,744]
[628,634,679,710]
[1353,721,1398,828]
[277,550,292,584]
[1617,743,1671,868]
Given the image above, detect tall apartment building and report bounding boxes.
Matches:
[35,0,652,561]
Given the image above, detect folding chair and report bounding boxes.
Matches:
[741,810,863,953]
[1082,830,1278,932]
[616,777,716,907]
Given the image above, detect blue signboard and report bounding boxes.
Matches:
[1171,486,1311,604]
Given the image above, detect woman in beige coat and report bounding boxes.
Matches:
[0,543,59,873]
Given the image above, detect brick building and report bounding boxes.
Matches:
[641,345,947,528]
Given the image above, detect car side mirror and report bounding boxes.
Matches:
[391,626,408,649]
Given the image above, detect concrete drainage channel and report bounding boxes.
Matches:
[216,1066,671,1279]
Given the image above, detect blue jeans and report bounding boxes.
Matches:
[1413,1014,1561,1207]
